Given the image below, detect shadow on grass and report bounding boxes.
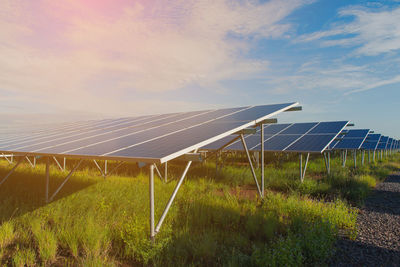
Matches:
[0,162,99,224]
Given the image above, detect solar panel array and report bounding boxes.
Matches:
[203,121,349,153]
[0,103,298,163]
[333,129,370,150]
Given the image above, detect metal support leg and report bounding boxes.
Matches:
[46,157,50,202]
[368,151,371,163]
[164,162,168,183]
[53,157,64,171]
[328,152,331,173]
[26,156,35,168]
[2,153,12,164]
[240,134,262,198]
[63,158,66,171]
[342,150,347,167]
[299,154,302,181]
[373,150,375,162]
[323,153,330,176]
[154,164,164,182]
[361,151,365,166]
[155,158,194,235]
[48,159,83,202]
[149,164,155,240]
[303,153,310,182]
[93,160,106,177]
[0,157,24,186]
[261,124,265,197]
[354,150,357,168]
[105,160,108,176]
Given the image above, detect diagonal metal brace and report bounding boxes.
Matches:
[47,159,83,202]
[240,134,262,198]
[0,156,25,186]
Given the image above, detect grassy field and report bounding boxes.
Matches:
[0,152,399,266]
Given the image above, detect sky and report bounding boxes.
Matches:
[1,0,399,138]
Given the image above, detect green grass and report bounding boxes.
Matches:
[0,152,399,266]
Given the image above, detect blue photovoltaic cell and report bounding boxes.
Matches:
[279,123,317,135]
[377,136,389,150]
[308,121,348,134]
[262,135,302,151]
[333,138,365,150]
[344,129,370,138]
[361,134,381,150]
[333,129,369,150]
[263,124,292,134]
[285,134,336,153]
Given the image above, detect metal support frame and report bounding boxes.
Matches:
[299,153,310,182]
[93,160,106,177]
[53,156,65,171]
[342,150,347,167]
[154,164,165,182]
[353,150,357,168]
[149,150,198,240]
[368,150,371,163]
[260,123,265,197]
[164,162,168,182]
[373,150,376,162]
[0,156,24,186]
[323,152,331,175]
[47,159,83,203]
[361,150,365,166]
[240,134,262,198]
[2,153,12,164]
[25,156,35,168]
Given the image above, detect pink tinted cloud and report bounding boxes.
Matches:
[0,0,308,115]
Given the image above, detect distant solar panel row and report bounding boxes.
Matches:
[203,121,349,153]
[333,129,370,150]
[0,103,298,163]
[361,134,382,150]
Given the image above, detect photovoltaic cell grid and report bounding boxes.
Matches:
[0,103,298,163]
[333,129,370,150]
[203,121,349,153]
[377,136,389,150]
[361,134,381,150]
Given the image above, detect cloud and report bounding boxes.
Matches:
[0,0,309,115]
[297,6,400,56]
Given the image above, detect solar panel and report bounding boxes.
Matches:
[0,102,298,163]
[333,129,369,150]
[377,136,389,150]
[279,123,317,135]
[203,121,349,153]
[285,134,337,152]
[361,134,381,150]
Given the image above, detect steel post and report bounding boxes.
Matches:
[149,164,155,240]
[164,162,168,183]
[240,134,262,198]
[354,150,357,168]
[155,159,194,235]
[46,157,50,202]
[302,153,310,182]
[261,124,265,197]
[299,153,303,181]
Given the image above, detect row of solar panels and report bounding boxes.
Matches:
[1,102,398,163]
[203,122,399,154]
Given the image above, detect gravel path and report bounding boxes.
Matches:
[330,173,400,267]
